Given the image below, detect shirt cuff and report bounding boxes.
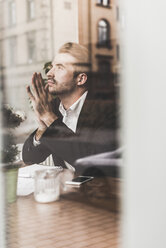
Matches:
[33,134,41,147]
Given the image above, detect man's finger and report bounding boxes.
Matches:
[38,73,45,88]
[32,73,40,97]
[37,73,45,94]
[44,83,49,91]
[26,85,35,101]
[45,84,54,102]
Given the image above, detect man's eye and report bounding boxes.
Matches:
[57,65,63,70]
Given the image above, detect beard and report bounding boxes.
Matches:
[47,79,77,96]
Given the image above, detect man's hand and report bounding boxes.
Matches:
[27,72,58,128]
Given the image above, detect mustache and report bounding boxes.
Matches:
[47,77,56,84]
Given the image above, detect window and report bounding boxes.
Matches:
[97,60,111,87]
[27,0,35,21]
[9,0,16,26]
[98,19,110,47]
[27,32,36,63]
[97,0,110,6]
[99,60,110,74]
[103,0,110,6]
[9,36,17,66]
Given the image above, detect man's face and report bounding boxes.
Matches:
[46,53,77,96]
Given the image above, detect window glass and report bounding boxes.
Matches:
[9,36,17,65]
[98,19,110,46]
[27,32,36,63]
[97,60,110,87]
[99,60,110,73]
[27,0,35,20]
[97,0,110,6]
[103,0,109,6]
[9,0,16,26]
[0,3,121,244]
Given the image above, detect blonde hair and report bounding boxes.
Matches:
[58,42,90,74]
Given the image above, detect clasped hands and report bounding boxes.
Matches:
[27,73,58,131]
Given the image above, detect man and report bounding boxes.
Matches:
[22,42,116,171]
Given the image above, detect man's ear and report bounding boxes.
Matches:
[77,73,87,86]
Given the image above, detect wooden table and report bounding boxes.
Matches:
[62,176,121,212]
[6,177,121,248]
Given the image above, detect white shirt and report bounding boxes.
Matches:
[59,91,88,133]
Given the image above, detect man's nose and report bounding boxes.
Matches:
[47,67,54,77]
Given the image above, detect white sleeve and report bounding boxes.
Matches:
[33,134,41,147]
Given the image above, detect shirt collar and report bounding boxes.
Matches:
[59,91,88,117]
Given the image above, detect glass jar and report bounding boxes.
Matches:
[34,168,62,203]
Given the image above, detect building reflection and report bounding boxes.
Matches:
[0,0,120,143]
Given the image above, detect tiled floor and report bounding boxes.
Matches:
[6,194,120,248]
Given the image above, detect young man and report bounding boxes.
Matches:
[22,42,115,170]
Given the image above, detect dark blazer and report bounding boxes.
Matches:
[22,95,117,168]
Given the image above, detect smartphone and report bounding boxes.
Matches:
[65,176,94,186]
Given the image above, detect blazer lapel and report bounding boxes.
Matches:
[76,94,99,132]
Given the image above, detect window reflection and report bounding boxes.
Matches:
[98,60,111,87]
[97,0,110,6]
[9,36,17,66]
[0,0,121,245]
[27,31,36,64]
[103,0,110,6]
[9,0,16,26]
[27,0,35,21]
[98,19,110,47]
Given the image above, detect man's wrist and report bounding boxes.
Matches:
[42,114,58,127]
[35,128,47,141]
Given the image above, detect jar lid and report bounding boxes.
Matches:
[35,167,63,179]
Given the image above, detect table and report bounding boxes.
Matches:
[6,177,121,248]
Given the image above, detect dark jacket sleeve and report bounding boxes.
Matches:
[22,118,78,165]
[22,130,51,165]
